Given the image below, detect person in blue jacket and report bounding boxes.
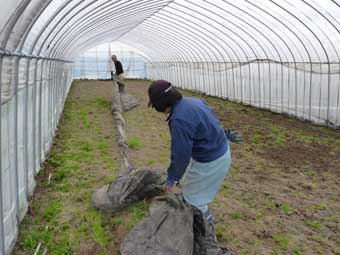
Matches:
[148,80,242,230]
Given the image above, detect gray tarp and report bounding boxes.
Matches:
[120,194,234,255]
[92,170,233,254]
[91,169,164,213]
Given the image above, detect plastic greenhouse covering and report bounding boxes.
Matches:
[0,0,340,253]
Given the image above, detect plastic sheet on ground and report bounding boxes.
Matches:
[120,194,233,255]
[91,169,164,213]
[120,90,139,112]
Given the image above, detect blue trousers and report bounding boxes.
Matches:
[182,148,231,214]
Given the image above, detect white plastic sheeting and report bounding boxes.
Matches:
[1,0,340,254]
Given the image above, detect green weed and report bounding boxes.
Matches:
[292,247,302,255]
[42,201,63,221]
[95,96,110,109]
[251,134,261,143]
[97,138,109,154]
[128,136,144,149]
[273,233,289,250]
[147,159,156,166]
[230,211,243,220]
[281,203,294,215]
[214,225,229,242]
[305,220,322,231]
[126,201,149,230]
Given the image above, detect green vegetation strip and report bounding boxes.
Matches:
[14,82,149,255]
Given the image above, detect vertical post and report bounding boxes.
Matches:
[24,58,30,198]
[0,50,6,255]
[32,59,39,175]
[13,55,20,220]
[38,60,45,168]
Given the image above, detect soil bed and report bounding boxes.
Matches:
[124,79,340,255]
[14,79,340,255]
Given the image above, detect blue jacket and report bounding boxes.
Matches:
[167,97,228,183]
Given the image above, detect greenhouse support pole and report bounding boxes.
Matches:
[38,60,45,168]
[32,59,38,176]
[13,55,21,221]
[0,50,6,255]
[24,58,30,199]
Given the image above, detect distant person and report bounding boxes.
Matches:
[111,54,125,91]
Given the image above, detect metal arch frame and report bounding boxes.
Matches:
[127,27,207,80]
[50,0,169,58]
[127,23,217,91]
[244,0,318,121]
[59,13,166,59]
[177,1,276,106]
[167,2,257,102]
[149,11,242,94]
[28,0,81,55]
[280,0,337,121]
[158,4,245,97]
[44,0,137,57]
[315,0,340,124]
[50,0,173,58]
[135,13,233,94]
[287,0,340,125]
[270,0,331,126]
[148,8,243,96]
[213,0,297,112]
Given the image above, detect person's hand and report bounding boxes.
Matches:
[225,128,243,144]
[162,177,177,192]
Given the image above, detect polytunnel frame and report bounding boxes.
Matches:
[0,4,72,255]
[171,1,282,107]
[1,0,340,254]
[50,0,175,59]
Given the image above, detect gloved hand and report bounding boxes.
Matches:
[162,176,178,192]
[224,129,243,144]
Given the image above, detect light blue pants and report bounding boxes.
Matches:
[182,148,231,214]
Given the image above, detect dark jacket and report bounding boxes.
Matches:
[167,97,228,182]
[114,60,124,75]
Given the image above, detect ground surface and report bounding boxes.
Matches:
[14,79,340,255]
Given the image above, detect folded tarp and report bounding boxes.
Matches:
[91,169,164,213]
[120,194,234,255]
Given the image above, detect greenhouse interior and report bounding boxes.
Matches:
[1,0,340,254]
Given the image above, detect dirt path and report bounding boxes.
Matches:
[123,80,340,255]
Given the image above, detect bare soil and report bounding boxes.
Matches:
[13,79,340,255]
[123,79,340,255]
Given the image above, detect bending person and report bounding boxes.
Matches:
[147,80,242,232]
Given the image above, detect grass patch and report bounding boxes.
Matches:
[215,225,230,242]
[281,203,294,215]
[95,96,111,109]
[230,211,244,220]
[128,136,144,149]
[273,233,289,250]
[305,220,322,231]
[147,159,156,166]
[14,82,120,255]
[126,201,149,230]
[97,138,109,154]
